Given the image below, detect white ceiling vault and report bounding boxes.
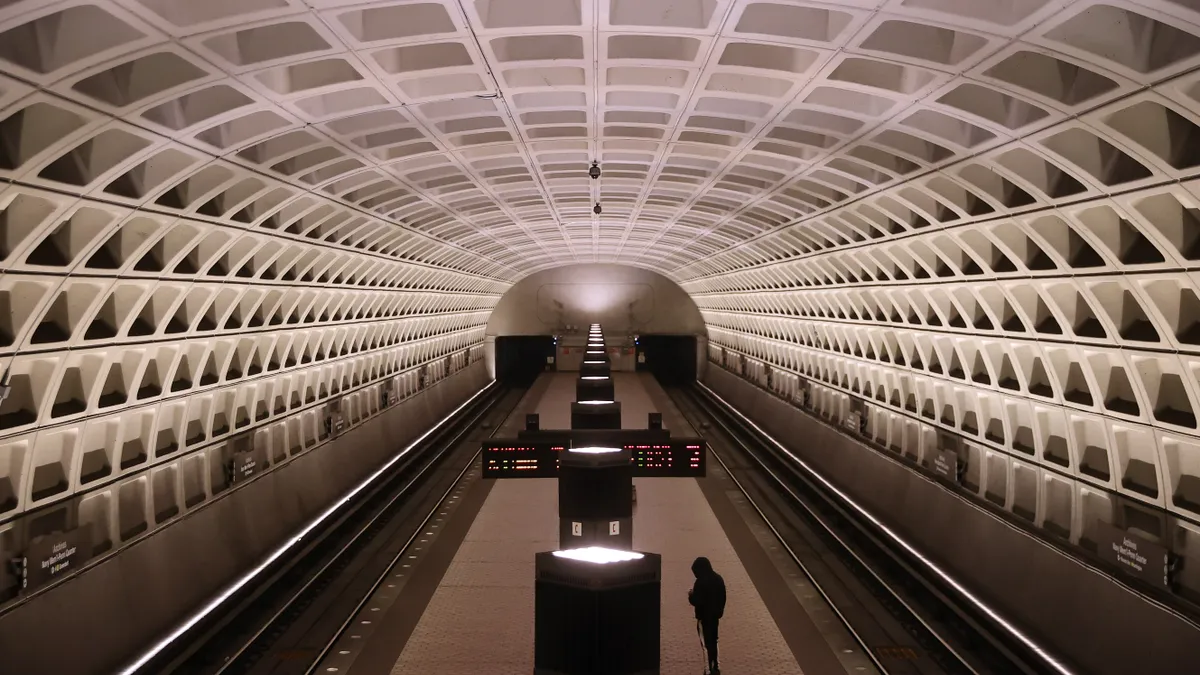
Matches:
[4,0,1200,601]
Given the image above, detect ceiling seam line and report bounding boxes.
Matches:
[0,21,521,280]
[452,0,584,261]
[298,0,551,270]
[609,1,745,260]
[676,164,1200,286]
[670,8,1200,281]
[619,42,876,260]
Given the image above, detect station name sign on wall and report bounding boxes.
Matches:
[16,528,93,593]
[1096,522,1170,589]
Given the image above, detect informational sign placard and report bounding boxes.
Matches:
[1096,522,1169,588]
[225,433,258,485]
[797,378,811,409]
[932,449,958,482]
[934,432,962,483]
[21,528,92,592]
[328,399,345,438]
[846,399,866,433]
[230,449,262,485]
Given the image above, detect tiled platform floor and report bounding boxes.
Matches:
[532,371,573,429]
[634,476,805,675]
[385,372,805,674]
[386,477,558,675]
[532,370,661,431]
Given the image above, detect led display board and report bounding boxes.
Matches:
[628,440,705,477]
[482,439,706,478]
[481,441,564,478]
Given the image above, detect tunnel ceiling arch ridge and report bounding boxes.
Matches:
[0,0,1198,545]
[485,262,707,337]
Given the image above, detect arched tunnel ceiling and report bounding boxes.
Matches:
[2,0,1200,566]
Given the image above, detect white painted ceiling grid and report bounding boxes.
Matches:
[1,0,1200,595]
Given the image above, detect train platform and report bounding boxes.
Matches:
[323,372,873,675]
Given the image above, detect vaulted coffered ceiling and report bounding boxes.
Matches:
[8,0,1196,278]
[6,0,1200,607]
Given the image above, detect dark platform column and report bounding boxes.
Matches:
[558,446,634,549]
[570,401,622,429]
[534,549,662,675]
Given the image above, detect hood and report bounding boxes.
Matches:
[691,556,713,578]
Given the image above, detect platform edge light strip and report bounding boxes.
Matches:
[118,381,496,675]
[699,383,1076,675]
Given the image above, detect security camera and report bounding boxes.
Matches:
[593,202,602,215]
[589,161,601,180]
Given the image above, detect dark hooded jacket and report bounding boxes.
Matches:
[689,557,726,622]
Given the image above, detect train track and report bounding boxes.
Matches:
[141,383,525,675]
[670,383,1059,675]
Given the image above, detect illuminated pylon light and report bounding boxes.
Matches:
[552,547,644,564]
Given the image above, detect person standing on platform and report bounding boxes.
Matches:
[688,556,727,674]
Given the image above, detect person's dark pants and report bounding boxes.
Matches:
[701,619,720,669]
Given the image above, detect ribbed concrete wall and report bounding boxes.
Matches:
[704,365,1200,675]
[0,361,489,675]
